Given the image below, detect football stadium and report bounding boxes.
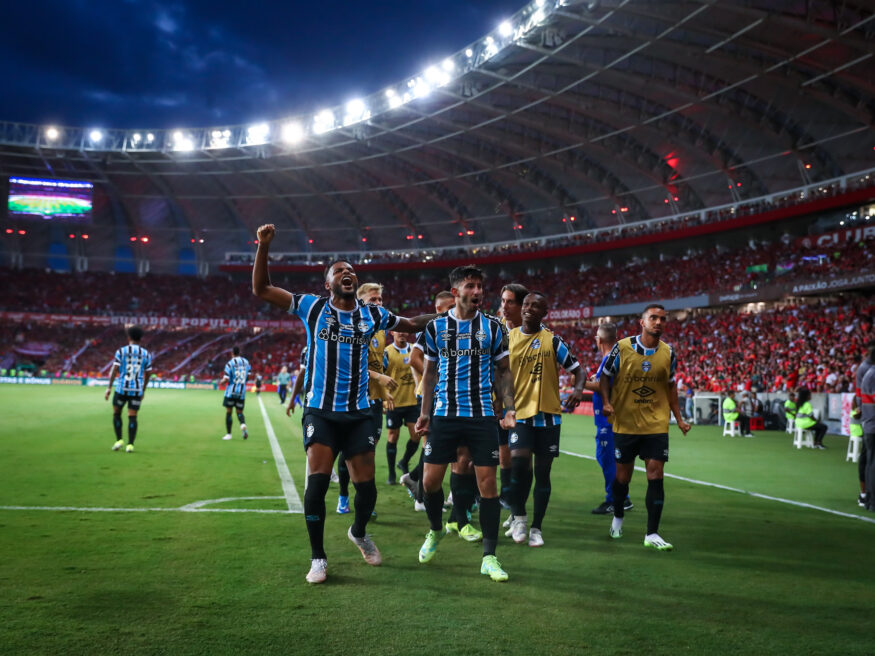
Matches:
[1,1,873,654]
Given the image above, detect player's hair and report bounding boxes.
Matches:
[597,322,617,342]
[323,259,352,280]
[127,325,144,342]
[641,303,665,317]
[501,283,529,306]
[449,265,484,288]
[867,339,875,359]
[232,346,240,356]
[356,282,383,299]
[434,290,454,303]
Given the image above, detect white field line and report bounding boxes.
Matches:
[0,505,292,514]
[258,395,304,512]
[560,449,875,526]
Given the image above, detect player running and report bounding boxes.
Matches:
[221,346,251,441]
[600,304,691,551]
[105,325,153,453]
[505,292,584,546]
[253,223,435,584]
[415,265,516,582]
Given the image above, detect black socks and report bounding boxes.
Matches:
[304,473,330,559]
[646,478,665,535]
[351,479,377,538]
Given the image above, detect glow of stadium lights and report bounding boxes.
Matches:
[198,238,204,243]
[532,9,545,24]
[804,163,812,169]
[89,130,103,143]
[620,207,629,212]
[361,237,367,242]
[308,239,314,244]
[281,122,305,145]
[386,89,403,109]
[45,127,59,141]
[570,216,575,221]
[146,133,155,143]
[210,129,230,148]
[465,48,473,58]
[246,123,270,145]
[313,109,336,135]
[130,236,137,242]
[417,234,423,239]
[499,21,513,37]
[536,0,545,6]
[425,65,450,87]
[172,131,194,152]
[17,230,26,235]
[458,231,464,236]
[132,133,141,143]
[140,237,149,243]
[5,228,13,234]
[466,229,475,235]
[442,58,455,72]
[68,233,75,239]
[344,98,369,126]
[411,77,432,98]
[82,234,89,240]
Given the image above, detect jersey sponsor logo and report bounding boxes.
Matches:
[530,338,541,350]
[317,327,370,345]
[641,360,652,372]
[424,441,432,456]
[457,332,471,340]
[632,385,656,399]
[439,346,490,358]
[475,329,487,344]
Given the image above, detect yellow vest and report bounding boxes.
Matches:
[383,343,417,408]
[367,330,387,400]
[723,397,738,422]
[608,337,673,435]
[509,326,562,420]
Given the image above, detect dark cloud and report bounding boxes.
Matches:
[0,0,523,128]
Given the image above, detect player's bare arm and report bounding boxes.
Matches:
[286,368,305,416]
[395,314,438,334]
[669,383,691,434]
[252,224,294,310]
[564,368,585,411]
[414,358,438,434]
[495,356,516,429]
[105,363,118,401]
[599,374,614,417]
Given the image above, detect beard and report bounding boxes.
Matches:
[330,282,356,300]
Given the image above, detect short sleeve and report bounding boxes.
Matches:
[423,322,439,361]
[602,343,621,377]
[376,306,401,332]
[492,321,509,363]
[412,332,426,352]
[113,349,122,365]
[224,361,233,377]
[289,293,317,319]
[553,335,579,372]
[144,351,153,371]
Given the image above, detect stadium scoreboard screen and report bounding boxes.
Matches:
[7,176,93,221]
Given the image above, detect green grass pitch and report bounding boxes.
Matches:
[0,386,872,655]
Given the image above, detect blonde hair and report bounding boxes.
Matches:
[356,282,383,299]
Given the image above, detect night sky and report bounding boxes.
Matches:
[2,0,524,129]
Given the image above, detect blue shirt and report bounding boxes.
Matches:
[289,294,400,412]
[423,309,508,418]
[113,344,153,395]
[592,354,610,426]
[224,357,251,398]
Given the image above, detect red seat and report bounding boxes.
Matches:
[750,416,765,431]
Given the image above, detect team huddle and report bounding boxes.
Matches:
[104,223,690,584]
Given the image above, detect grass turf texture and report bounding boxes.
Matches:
[0,386,871,655]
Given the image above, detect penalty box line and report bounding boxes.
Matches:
[560,449,875,526]
[258,395,304,513]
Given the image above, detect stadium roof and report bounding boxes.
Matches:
[1,0,873,259]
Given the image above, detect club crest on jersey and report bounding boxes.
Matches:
[530,339,541,350]
[510,432,519,443]
[615,448,622,460]
[371,338,379,348]
[641,360,652,372]
[358,320,370,333]
[424,441,432,456]
[475,329,487,344]
[306,424,315,438]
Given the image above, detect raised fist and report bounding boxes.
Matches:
[256,224,276,244]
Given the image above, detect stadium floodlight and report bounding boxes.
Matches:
[536,0,545,6]
[313,109,336,135]
[442,58,455,72]
[281,121,305,145]
[425,65,450,87]
[45,127,59,141]
[89,130,103,143]
[172,131,195,152]
[410,77,432,99]
[465,48,473,58]
[343,98,369,126]
[132,133,142,144]
[499,21,513,37]
[210,129,231,149]
[246,122,270,145]
[146,133,155,143]
[385,88,404,110]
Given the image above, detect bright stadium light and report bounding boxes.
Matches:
[410,77,431,98]
[132,133,142,143]
[172,131,194,152]
[45,127,59,141]
[442,58,455,72]
[313,109,335,135]
[246,123,270,145]
[210,129,231,148]
[499,21,513,37]
[89,130,103,143]
[281,121,305,145]
[465,48,473,58]
[344,98,369,126]
[425,65,450,87]
[146,133,155,143]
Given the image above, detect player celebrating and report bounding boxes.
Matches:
[382,330,420,485]
[415,265,516,582]
[600,304,690,551]
[506,292,584,546]
[105,325,153,453]
[253,223,435,584]
[221,346,251,440]
[498,283,528,507]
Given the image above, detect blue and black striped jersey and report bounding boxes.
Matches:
[423,309,508,418]
[113,344,153,395]
[289,294,400,412]
[224,356,251,398]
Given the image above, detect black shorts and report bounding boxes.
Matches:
[614,433,669,463]
[302,407,377,458]
[508,423,561,458]
[223,395,245,410]
[370,399,383,439]
[498,425,509,446]
[112,392,143,410]
[423,416,499,467]
[387,403,421,429]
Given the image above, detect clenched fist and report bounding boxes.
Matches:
[257,224,276,244]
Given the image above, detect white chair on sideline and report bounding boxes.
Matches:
[785,417,795,435]
[846,435,863,463]
[794,425,814,449]
[723,419,740,437]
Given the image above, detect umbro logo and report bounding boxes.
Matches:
[632,385,655,398]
